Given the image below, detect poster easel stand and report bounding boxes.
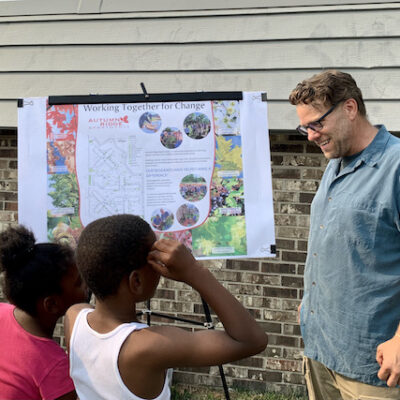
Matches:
[47,86,248,400]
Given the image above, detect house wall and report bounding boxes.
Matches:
[1,1,399,394]
[1,3,400,130]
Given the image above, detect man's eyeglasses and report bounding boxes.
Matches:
[296,103,339,136]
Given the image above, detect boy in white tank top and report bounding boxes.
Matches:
[64,214,268,400]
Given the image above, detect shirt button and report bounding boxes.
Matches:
[311,310,314,314]
[312,281,316,286]
[328,197,332,201]
[313,253,317,257]
[320,225,324,229]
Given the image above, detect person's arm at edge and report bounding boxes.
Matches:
[376,322,400,387]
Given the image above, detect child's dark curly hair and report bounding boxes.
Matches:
[0,225,75,316]
[76,214,154,300]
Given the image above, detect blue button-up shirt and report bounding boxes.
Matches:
[301,125,400,385]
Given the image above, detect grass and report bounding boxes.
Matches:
[171,386,308,400]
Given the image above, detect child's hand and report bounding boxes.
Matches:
[147,239,202,283]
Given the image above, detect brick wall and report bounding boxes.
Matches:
[0,132,18,228]
[0,128,328,395]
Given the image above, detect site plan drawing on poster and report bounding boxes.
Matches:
[18,92,275,259]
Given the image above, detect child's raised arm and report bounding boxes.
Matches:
[144,239,268,368]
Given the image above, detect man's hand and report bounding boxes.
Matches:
[376,334,400,387]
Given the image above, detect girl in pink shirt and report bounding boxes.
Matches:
[0,225,88,400]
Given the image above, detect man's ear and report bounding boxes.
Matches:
[343,98,358,120]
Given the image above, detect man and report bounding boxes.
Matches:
[289,70,400,399]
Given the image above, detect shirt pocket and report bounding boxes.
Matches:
[330,193,381,250]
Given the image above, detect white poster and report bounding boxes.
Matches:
[18,92,275,259]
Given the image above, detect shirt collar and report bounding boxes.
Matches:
[333,125,390,169]
[354,125,390,167]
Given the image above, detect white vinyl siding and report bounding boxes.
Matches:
[0,1,399,15]
[0,2,399,130]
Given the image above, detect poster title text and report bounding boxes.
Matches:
[82,102,206,113]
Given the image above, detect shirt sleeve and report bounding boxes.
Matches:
[39,357,75,400]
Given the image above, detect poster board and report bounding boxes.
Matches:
[18,91,275,259]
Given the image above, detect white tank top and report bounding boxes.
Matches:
[70,308,171,400]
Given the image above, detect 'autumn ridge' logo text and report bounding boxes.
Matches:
[88,115,129,129]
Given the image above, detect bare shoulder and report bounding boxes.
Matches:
[121,325,177,357]
[64,303,92,351]
[69,302,93,312]
[65,302,92,321]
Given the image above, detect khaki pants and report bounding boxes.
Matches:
[303,356,400,400]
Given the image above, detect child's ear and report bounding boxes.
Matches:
[128,270,142,295]
[42,295,61,315]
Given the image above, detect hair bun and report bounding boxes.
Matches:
[0,225,36,274]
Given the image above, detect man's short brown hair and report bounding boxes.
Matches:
[289,70,366,116]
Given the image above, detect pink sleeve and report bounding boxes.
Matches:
[39,357,75,400]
